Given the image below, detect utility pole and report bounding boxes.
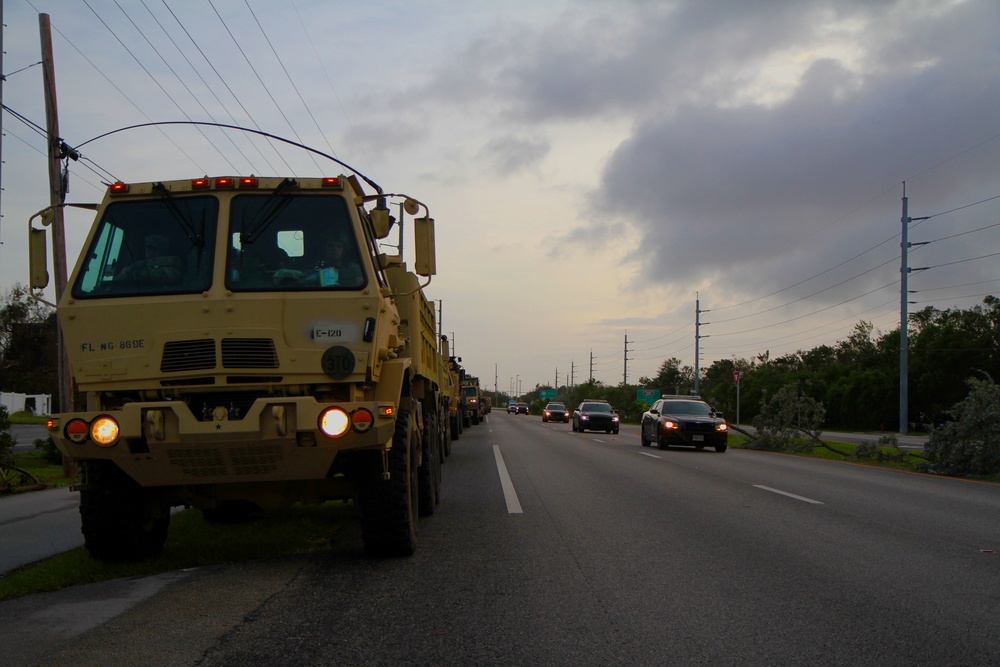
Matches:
[899,182,929,435]
[695,295,709,395]
[589,350,594,382]
[570,361,575,389]
[1,0,4,244]
[40,13,75,479]
[623,331,632,385]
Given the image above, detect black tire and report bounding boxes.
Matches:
[715,443,728,453]
[572,420,578,432]
[449,412,459,444]
[641,426,651,447]
[79,461,170,562]
[613,428,619,435]
[418,408,441,517]
[657,436,669,450]
[358,404,419,557]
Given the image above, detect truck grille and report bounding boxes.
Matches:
[166,444,283,477]
[160,338,279,373]
[161,339,217,373]
[222,338,279,369]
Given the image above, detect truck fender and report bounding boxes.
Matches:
[375,358,412,404]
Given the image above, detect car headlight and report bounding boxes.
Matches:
[581,415,589,421]
[716,423,729,432]
[662,420,678,430]
[612,416,619,422]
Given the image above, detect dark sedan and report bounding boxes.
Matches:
[542,402,570,423]
[640,397,729,452]
[573,400,619,434]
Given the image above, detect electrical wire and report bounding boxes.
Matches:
[207,0,322,173]
[159,0,287,173]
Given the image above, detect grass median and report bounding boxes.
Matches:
[0,500,351,602]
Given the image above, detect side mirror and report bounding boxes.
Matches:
[413,217,436,277]
[29,227,49,289]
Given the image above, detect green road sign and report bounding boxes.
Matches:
[637,389,660,403]
[540,389,558,400]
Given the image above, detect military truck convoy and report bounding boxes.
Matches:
[30,171,487,560]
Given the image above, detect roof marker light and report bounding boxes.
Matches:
[109,182,129,194]
[239,177,259,189]
[215,177,234,189]
[192,178,210,189]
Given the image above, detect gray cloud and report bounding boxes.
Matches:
[478,134,551,174]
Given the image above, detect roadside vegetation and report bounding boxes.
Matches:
[488,296,1000,435]
[0,502,351,602]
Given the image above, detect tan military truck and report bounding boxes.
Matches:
[31,173,444,560]
[439,334,461,446]
[461,375,482,426]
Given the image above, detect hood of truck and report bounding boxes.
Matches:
[61,290,390,391]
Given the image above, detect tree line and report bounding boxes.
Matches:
[495,295,1000,434]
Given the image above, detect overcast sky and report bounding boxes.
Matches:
[2,0,999,395]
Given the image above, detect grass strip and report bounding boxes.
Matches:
[0,502,352,602]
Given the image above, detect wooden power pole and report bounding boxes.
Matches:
[39,13,76,477]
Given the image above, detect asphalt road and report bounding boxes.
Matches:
[2,414,998,665]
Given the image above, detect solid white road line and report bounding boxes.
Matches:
[753,485,824,504]
[493,445,523,514]
[638,452,662,459]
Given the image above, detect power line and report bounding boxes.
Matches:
[208,0,321,173]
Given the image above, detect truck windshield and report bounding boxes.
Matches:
[227,194,366,292]
[71,196,218,298]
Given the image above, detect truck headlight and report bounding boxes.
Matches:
[90,416,120,447]
[319,407,351,438]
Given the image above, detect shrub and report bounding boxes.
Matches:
[924,375,1000,476]
[0,405,15,468]
[749,384,826,452]
[34,436,62,465]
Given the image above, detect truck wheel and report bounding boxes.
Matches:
[418,409,441,516]
[449,412,459,444]
[472,412,480,425]
[79,461,170,562]
[359,405,419,557]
